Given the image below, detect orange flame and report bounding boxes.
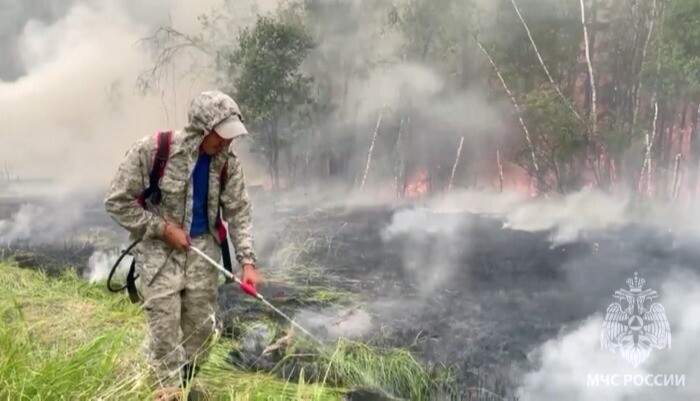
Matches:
[405,168,430,198]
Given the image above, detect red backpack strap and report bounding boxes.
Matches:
[137,131,172,209]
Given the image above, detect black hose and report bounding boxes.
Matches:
[106,239,141,292]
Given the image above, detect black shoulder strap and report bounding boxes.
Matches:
[216,160,234,276]
[125,258,140,304]
[122,131,171,304]
[138,131,172,208]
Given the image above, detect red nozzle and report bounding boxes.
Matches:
[240,281,258,298]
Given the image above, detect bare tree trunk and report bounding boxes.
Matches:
[661,102,677,191]
[266,120,280,190]
[580,0,605,191]
[421,24,434,61]
[285,147,295,189]
[689,103,700,203]
[510,0,581,120]
[264,124,275,189]
[360,104,386,190]
[580,0,598,138]
[473,36,542,190]
[497,148,504,192]
[304,135,312,186]
[638,96,659,198]
[447,137,465,194]
[580,0,598,133]
[631,0,659,136]
[272,131,280,190]
[402,116,411,196]
[671,153,682,201]
[395,117,405,198]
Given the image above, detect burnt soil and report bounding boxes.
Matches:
[219,205,700,397]
[3,198,699,399]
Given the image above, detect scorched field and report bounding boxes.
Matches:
[2,189,699,401]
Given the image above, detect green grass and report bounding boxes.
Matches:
[0,261,344,400]
[0,260,449,400]
[293,339,439,399]
[0,259,490,401]
[0,253,516,401]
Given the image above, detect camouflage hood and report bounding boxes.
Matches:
[186,91,244,134]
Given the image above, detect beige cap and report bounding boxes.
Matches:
[213,114,248,139]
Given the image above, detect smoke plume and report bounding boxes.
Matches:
[516,268,700,401]
[0,0,269,192]
[381,206,470,297]
[83,248,131,283]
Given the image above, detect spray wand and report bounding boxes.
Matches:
[191,246,396,398]
[189,245,321,344]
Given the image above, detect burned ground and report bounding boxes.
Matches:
[2,196,697,399]
[219,204,700,397]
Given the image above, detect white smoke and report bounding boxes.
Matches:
[345,62,444,123]
[0,199,84,245]
[381,207,469,297]
[0,0,271,192]
[83,248,131,283]
[295,306,373,340]
[374,188,635,298]
[0,0,280,243]
[516,269,700,400]
[428,187,700,248]
[427,188,645,246]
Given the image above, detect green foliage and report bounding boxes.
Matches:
[225,13,314,135]
[143,0,700,195]
[220,10,316,187]
[491,0,582,94]
[663,0,700,62]
[518,85,589,191]
[599,115,634,159]
[655,0,700,96]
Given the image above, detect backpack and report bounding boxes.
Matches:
[107,131,234,303]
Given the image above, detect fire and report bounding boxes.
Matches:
[405,168,430,198]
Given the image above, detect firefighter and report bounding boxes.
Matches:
[104,90,262,400]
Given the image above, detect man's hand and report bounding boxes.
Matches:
[162,222,191,251]
[241,263,261,288]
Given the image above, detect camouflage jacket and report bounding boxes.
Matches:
[104,91,257,266]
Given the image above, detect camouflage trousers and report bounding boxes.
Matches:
[135,234,222,388]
